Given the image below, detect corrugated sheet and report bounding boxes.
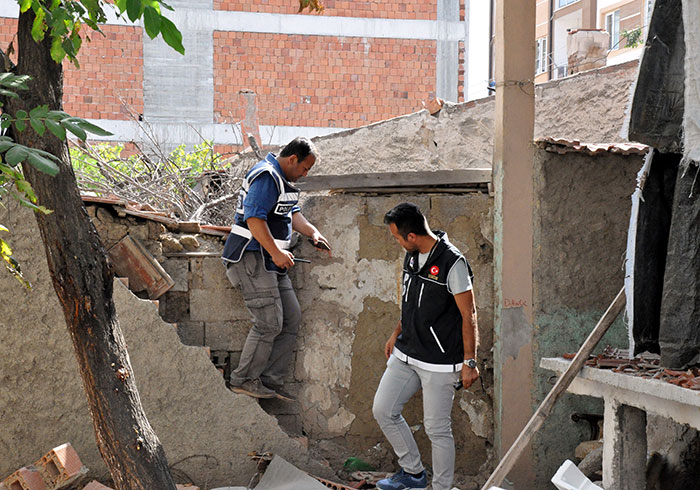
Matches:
[536,137,649,156]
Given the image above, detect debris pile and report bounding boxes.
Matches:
[564,346,700,390]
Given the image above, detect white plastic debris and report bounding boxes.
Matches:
[551,459,603,490]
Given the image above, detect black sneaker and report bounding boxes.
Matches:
[230,378,276,399]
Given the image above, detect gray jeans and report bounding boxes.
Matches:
[372,355,459,490]
[226,251,301,387]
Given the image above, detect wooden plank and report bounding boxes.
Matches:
[296,168,491,191]
[481,287,626,490]
[331,186,486,195]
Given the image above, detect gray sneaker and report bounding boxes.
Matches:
[231,378,276,399]
[270,386,297,402]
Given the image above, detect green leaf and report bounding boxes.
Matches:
[0,116,11,130]
[143,6,161,39]
[60,120,87,140]
[45,118,66,140]
[0,141,13,152]
[50,36,66,63]
[19,0,32,13]
[31,7,46,42]
[73,119,113,137]
[47,110,70,120]
[160,15,184,55]
[115,0,127,14]
[1,237,11,256]
[29,118,46,136]
[29,105,49,119]
[0,89,18,99]
[127,0,141,22]
[5,145,28,166]
[26,151,59,176]
[14,119,26,132]
[15,109,27,120]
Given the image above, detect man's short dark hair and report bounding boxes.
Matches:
[384,202,429,238]
[280,137,318,162]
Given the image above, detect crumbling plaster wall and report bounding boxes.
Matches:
[304,60,638,176]
[0,203,332,487]
[290,193,495,482]
[532,149,643,487]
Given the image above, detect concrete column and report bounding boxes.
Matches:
[436,0,460,101]
[603,399,648,490]
[492,0,536,487]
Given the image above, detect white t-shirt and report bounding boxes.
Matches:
[417,252,473,294]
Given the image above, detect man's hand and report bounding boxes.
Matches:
[271,249,295,269]
[311,231,331,255]
[384,334,398,359]
[461,363,480,389]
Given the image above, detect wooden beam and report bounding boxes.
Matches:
[295,168,491,191]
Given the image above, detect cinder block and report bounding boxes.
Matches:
[161,259,189,292]
[204,322,250,351]
[82,482,113,490]
[190,288,248,322]
[3,466,48,490]
[159,291,190,323]
[176,321,205,346]
[37,442,86,488]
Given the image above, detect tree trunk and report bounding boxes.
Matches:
[8,11,176,490]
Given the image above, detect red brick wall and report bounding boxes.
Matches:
[214,32,436,128]
[0,17,18,65]
[215,0,438,20]
[63,25,143,120]
[0,19,142,121]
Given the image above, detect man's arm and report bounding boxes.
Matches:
[454,290,479,388]
[384,320,402,359]
[247,217,295,269]
[292,212,331,252]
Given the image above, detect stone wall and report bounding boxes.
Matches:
[532,149,643,487]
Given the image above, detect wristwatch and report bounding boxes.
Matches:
[464,358,477,369]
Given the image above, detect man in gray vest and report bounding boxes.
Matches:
[373,202,479,490]
[222,137,330,401]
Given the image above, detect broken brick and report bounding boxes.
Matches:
[82,482,113,490]
[3,466,48,490]
[37,443,85,488]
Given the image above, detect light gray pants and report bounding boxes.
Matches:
[226,251,301,387]
[372,355,459,490]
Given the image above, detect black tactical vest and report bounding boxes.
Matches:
[394,231,473,368]
[221,154,300,274]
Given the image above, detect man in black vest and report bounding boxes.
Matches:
[221,137,330,401]
[373,202,479,490]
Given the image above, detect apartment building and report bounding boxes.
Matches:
[534,0,650,84]
[0,0,491,150]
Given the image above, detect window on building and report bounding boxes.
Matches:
[555,65,568,79]
[535,38,548,75]
[606,10,621,49]
[557,0,579,8]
